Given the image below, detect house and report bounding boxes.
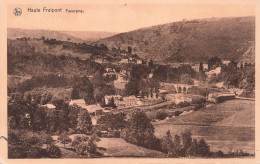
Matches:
[123,96,139,107]
[203,64,209,71]
[207,92,235,103]
[104,95,123,106]
[120,58,129,63]
[222,60,230,65]
[69,99,104,116]
[69,99,86,107]
[191,64,200,72]
[105,67,114,72]
[148,73,153,78]
[137,59,143,64]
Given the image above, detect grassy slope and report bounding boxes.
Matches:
[96,17,255,62]
[97,138,166,157]
[153,99,255,154]
[158,99,254,126]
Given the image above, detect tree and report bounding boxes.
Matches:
[156,111,168,120]
[45,135,54,148]
[160,130,174,156]
[172,134,182,157]
[97,113,127,130]
[58,132,72,148]
[181,130,192,155]
[128,46,132,54]
[106,97,117,108]
[121,111,157,149]
[71,87,80,99]
[180,74,194,85]
[197,139,210,157]
[125,78,140,96]
[46,145,61,158]
[77,110,93,133]
[208,56,222,70]
[199,61,204,72]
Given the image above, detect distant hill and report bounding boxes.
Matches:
[62,31,117,42]
[95,17,255,62]
[7,28,117,43]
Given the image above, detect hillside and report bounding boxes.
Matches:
[95,17,255,62]
[7,28,117,43]
[7,39,106,77]
[62,31,117,42]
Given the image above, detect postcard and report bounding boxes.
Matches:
[0,0,259,163]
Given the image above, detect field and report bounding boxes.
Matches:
[97,138,166,157]
[153,99,255,154]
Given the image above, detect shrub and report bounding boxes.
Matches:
[177,101,190,108]
[156,111,168,120]
[25,134,42,147]
[26,147,41,158]
[193,104,204,111]
[174,111,182,116]
[45,135,54,147]
[46,145,61,158]
[58,132,72,148]
[8,146,27,158]
[191,97,206,105]
[75,142,89,156]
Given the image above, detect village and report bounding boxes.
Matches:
[40,52,248,130]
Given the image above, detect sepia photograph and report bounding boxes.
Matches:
[1,0,258,162]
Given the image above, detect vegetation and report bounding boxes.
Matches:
[121,111,160,150]
[96,17,254,62]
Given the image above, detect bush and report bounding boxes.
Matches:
[174,111,183,116]
[156,111,168,120]
[26,147,41,158]
[25,134,42,147]
[176,101,190,108]
[8,146,27,158]
[46,145,61,158]
[191,97,206,105]
[58,132,72,148]
[193,104,204,111]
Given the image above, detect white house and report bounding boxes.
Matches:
[137,59,143,64]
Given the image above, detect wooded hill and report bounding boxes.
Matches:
[95,17,255,62]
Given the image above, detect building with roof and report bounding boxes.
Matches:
[104,95,123,106]
[69,99,104,116]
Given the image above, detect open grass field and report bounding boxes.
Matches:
[153,99,255,154]
[97,138,166,157]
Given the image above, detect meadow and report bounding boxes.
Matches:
[153,99,255,154]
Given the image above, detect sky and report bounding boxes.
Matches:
[8,3,256,33]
